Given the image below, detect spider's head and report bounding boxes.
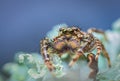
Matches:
[59,27,81,35]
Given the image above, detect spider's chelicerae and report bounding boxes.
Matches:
[40,27,111,79]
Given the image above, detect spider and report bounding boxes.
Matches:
[40,27,111,79]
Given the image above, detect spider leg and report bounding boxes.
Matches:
[101,44,111,67]
[95,39,102,61]
[69,49,84,67]
[87,53,98,80]
[40,38,55,71]
[95,39,111,68]
[87,28,108,41]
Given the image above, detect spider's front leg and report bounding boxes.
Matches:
[95,39,111,67]
[87,28,108,41]
[40,38,55,71]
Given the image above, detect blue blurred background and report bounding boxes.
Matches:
[0,0,120,70]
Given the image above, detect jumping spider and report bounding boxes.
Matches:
[40,27,111,79]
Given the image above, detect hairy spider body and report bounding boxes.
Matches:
[40,27,111,79]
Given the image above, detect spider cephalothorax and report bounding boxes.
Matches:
[40,26,111,79]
